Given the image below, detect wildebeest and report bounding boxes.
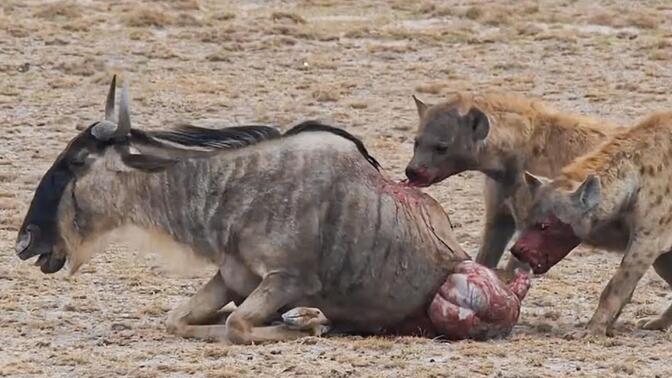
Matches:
[16,77,528,344]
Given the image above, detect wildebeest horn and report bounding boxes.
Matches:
[91,76,132,141]
[116,80,131,136]
[105,74,116,122]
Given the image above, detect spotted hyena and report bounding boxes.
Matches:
[405,92,622,272]
[512,112,672,337]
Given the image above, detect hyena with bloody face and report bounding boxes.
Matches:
[511,112,672,337]
[405,92,621,271]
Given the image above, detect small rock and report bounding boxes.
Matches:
[111,323,131,331]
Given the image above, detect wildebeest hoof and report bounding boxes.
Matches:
[636,316,672,331]
[165,319,185,336]
[281,307,330,336]
[166,310,189,336]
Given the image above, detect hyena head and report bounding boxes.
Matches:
[15,76,168,274]
[405,95,490,187]
[510,172,602,273]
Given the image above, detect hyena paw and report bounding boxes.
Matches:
[281,307,331,336]
[563,324,610,340]
[636,316,672,331]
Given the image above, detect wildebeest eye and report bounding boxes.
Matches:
[434,145,448,154]
[69,150,89,168]
[539,223,548,231]
[69,159,85,167]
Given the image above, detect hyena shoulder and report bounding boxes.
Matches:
[467,92,619,174]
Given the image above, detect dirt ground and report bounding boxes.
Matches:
[1,0,672,377]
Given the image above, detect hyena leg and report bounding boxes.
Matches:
[166,272,240,338]
[586,239,660,336]
[637,251,672,330]
[476,179,517,269]
[224,271,316,345]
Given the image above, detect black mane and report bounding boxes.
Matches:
[131,123,281,152]
[284,121,381,171]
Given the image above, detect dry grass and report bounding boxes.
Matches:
[56,58,102,77]
[124,7,173,27]
[587,11,619,26]
[649,50,670,61]
[415,82,447,95]
[463,6,483,21]
[33,1,80,20]
[349,101,368,109]
[211,11,235,21]
[165,0,201,11]
[626,11,660,29]
[311,87,339,102]
[271,11,306,24]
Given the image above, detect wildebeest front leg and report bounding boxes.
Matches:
[225,271,315,344]
[637,251,672,330]
[166,272,238,339]
[476,179,518,269]
[281,307,331,336]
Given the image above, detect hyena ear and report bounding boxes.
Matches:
[572,174,601,210]
[524,171,548,194]
[467,107,490,141]
[412,95,429,119]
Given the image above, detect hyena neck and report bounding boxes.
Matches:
[559,170,637,226]
[478,151,522,186]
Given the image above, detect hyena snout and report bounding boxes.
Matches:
[405,165,433,186]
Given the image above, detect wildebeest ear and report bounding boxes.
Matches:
[467,107,489,141]
[412,95,429,119]
[572,174,601,211]
[121,153,177,172]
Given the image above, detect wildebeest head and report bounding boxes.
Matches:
[405,96,490,187]
[15,76,139,273]
[16,76,281,274]
[509,172,601,273]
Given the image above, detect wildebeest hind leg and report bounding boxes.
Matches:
[224,271,315,344]
[166,272,239,339]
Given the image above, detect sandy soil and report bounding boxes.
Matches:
[2,0,672,377]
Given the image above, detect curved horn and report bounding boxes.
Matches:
[105,74,117,121]
[92,75,120,141]
[116,80,131,137]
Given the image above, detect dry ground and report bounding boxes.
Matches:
[1,0,672,377]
